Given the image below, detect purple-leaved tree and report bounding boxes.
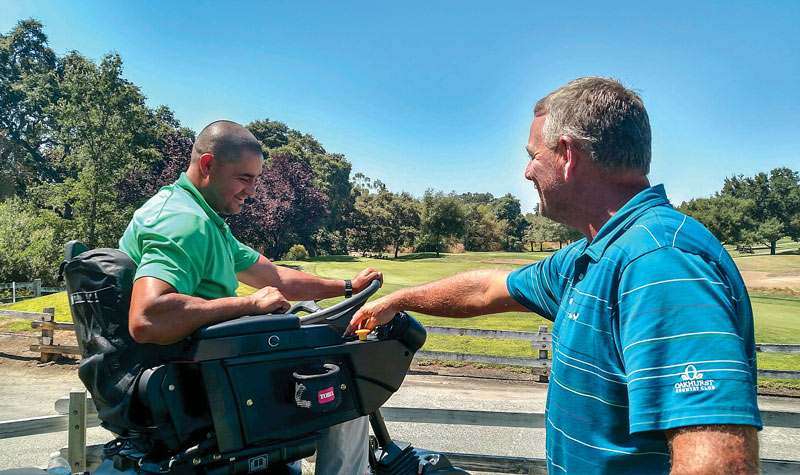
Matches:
[228,153,329,260]
[116,132,192,207]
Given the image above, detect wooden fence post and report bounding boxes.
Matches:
[68,387,88,472]
[40,307,56,363]
[33,279,41,298]
[538,325,549,383]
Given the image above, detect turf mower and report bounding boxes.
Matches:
[59,241,467,475]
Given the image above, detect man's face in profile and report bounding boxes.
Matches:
[525,115,567,221]
[204,151,263,215]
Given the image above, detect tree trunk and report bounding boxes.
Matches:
[530,242,534,252]
[394,244,399,259]
[771,241,777,255]
[88,182,99,248]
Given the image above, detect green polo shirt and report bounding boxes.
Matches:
[119,172,260,299]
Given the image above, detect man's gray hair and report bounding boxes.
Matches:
[534,77,651,174]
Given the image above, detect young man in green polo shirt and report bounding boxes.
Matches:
[119,120,380,475]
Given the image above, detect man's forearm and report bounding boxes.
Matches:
[238,255,345,301]
[271,265,345,301]
[379,269,522,318]
[130,292,262,345]
[129,276,289,345]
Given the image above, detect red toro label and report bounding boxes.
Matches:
[318,387,335,404]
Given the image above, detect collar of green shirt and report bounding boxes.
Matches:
[174,172,228,229]
[582,184,670,262]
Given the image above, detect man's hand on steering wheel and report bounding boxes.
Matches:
[351,267,383,293]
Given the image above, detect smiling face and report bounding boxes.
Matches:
[525,114,568,221]
[203,151,263,215]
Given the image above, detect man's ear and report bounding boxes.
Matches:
[198,153,214,177]
[559,136,580,181]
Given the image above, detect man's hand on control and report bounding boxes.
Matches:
[352,267,383,293]
[346,296,397,335]
[249,286,290,314]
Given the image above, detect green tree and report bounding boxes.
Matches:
[463,203,505,251]
[489,193,526,251]
[679,195,757,245]
[384,191,421,258]
[0,19,62,198]
[0,198,62,284]
[523,214,558,251]
[718,168,800,254]
[47,52,162,248]
[348,189,388,256]
[420,190,467,257]
[552,223,582,249]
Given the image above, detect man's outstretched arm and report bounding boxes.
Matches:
[237,255,383,301]
[667,424,759,475]
[347,268,527,333]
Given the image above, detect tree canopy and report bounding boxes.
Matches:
[680,167,800,254]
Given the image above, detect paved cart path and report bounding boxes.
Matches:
[0,335,798,470]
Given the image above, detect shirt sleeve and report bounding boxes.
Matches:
[506,248,572,321]
[134,214,209,296]
[617,247,761,434]
[232,236,260,273]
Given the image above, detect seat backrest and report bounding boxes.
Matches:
[62,241,191,433]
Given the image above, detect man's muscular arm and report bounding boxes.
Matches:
[667,425,759,474]
[237,255,382,301]
[347,268,526,333]
[129,277,290,345]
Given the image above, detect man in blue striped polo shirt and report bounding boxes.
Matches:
[349,77,761,473]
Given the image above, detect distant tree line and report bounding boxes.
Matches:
[679,168,800,254]
[1,19,576,285]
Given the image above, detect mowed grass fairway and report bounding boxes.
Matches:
[3,250,799,386]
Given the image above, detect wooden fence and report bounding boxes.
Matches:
[418,325,800,381]
[0,390,798,473]
[0,279,65,303]
[0,307,80,362]
[1,308,799,378]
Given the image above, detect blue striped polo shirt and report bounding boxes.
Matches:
[507,184,761,474]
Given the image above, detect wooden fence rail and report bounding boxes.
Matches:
[1,393,798,474]
[0,280,65,303]
[2,309,799,379]
[418,325,800,381]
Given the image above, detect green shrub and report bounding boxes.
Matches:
[284,244,309,261]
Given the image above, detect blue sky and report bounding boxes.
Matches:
[3,1,799,213]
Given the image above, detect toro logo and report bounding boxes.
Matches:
[318,387,336,404]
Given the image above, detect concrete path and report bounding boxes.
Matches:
[0,368,798,470]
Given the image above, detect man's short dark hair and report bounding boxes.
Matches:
[534,77,651,174]
[191,120,263,163]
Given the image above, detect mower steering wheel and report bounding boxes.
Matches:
[293,279,381,326]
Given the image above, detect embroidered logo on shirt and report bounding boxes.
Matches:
[674,364,716,393]
[567,312,579,321]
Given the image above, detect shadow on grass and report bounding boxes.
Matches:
[395,253,441,261]
[309,255,360,263]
